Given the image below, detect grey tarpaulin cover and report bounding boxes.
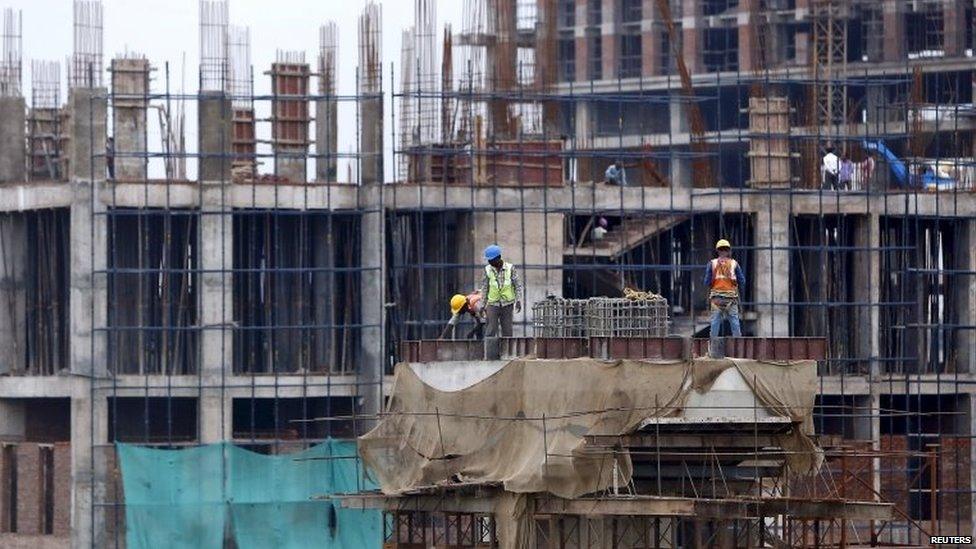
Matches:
[359,357,821,500]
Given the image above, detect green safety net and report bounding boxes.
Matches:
[117,440,382,549]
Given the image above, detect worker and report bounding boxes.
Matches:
[591,217,608,241]
[702,239,745,339]
[604,161,627,186]
[439,291,485,340]
[822,146,839,189]
[838,154,854,190]
[480,244,522,338]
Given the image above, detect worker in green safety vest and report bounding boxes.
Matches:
[479,244,522,338]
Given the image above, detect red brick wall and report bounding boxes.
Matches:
[938,437,972,536]
[52,444,69,537]
[14,444,41,535]
[0,445,11,532]
[879,435,910,519]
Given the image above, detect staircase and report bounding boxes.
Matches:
[565,215,688,259]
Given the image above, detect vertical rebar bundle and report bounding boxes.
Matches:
[455,0,489,141]
[318,23,337,95]
[358,2,382,95]
[0,8,21,96]
[69,1,103,89]
[398,27,416,179]
[227,25,251,109]
[199,0,228,92]
[413,0,438,145]
[30,60,59,110]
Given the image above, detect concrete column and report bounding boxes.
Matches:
[462,211,564,335]
[315,95,338,182]
[198,185,233,443]
[358,84,384,425]
[954,220,976,373]
[853,214,880,375]
[753,197,790,336]
[943,0,968,57]
[669,95,692,188]
[109,58,150,181]
[573,100,592,181]
[575,0,590,81]
[737,0,757,72]
[67,87,108,549]
[271,62,310,183]
[601,0,617,79]
[0,214,26,374]
[881,0,905,62]
[198,91,232,182]
[0,97,26,182]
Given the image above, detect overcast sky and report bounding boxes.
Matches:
[14,0,464,180]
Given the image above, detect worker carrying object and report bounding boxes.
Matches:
[439,291,485,340]
[480,244,523,338]
[702,239,745,338]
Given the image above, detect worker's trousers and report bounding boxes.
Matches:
[709,298,741,338]
[485,304,514,338]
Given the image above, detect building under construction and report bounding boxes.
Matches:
[0,0,974,547]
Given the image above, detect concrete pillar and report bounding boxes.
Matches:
[0,97,26,182]
[737,0,757,72]
[461,211,564,335]
[67,87,108,549]
[198,91,232,182]
[575,0,590,81]
[601,0,617,79]
[669,95,692,189]
[954,220,976,373]
[573,100,592,181]
[753,198,790,336]
[881,0,905,62]
[198,185,233,443]
[315,95,338,182]
[943,0,968,57]
[358,83,384,425]
[853,214,880,375]
[0,214,26,374]
[109,58,150,180]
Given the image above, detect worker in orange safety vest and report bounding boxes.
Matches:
[702,239,745,338]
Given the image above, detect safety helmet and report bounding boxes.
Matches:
[484,244,502,261]
[715,239,731,250]
[450,294,467,314]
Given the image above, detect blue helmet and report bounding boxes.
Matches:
[484,244,502,261]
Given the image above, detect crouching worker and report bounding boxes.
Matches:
[439,291,485,340]
[703,239,745,345]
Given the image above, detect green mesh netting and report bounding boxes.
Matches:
[117,440,382,549]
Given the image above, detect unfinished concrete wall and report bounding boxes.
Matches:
[0,214,26,374]
[315,96,338,182]
[0,97,26,183]
[110,58,150,181]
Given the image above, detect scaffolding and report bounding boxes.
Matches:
[0,0,974,547]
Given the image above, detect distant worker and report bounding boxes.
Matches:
[822,146,839,189]
[702,239,745,339]
[591,217,608,241]
[604,161,628,186]
[439,291,485,340]
[839,154,854,190]
[480,244,522,338]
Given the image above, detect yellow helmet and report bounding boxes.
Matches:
[450,294,467,314]
[715,239,731,250]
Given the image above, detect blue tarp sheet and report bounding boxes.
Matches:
[118,440,382,549]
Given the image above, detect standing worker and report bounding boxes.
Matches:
[703,239,745,340]
[480,244,522,338]
[439,291,485,340]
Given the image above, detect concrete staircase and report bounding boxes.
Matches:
[565,214,688,258]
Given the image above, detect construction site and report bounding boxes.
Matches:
[0,0,974,547]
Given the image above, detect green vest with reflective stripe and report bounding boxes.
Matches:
[486,263,516,304]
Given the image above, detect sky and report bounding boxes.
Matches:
[13,0,464,180]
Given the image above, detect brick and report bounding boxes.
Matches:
[0,444,11,532]
[52,443,70,537]
[938,437,972,536]
[14,444,41,535]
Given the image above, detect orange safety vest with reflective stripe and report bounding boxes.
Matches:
[709,258,740,294]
